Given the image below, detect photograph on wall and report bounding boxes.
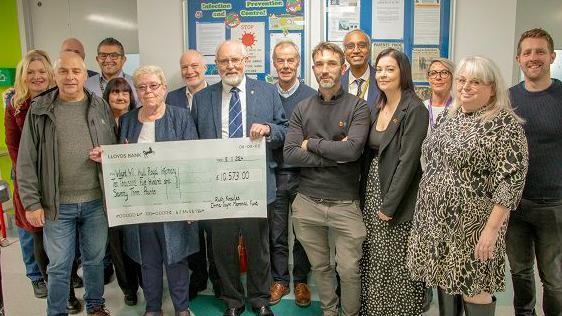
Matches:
[269,32,302,78]
[231,22,266,74]
[414,85,432,101]
[269,14,304,31]
[326,0,361,42]
[371,41,404,63]
[372,0,405,40]
[414,0,441,45]
[411,47,440,82]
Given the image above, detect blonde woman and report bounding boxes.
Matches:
[4,50,82,312]
[407,56,529,316]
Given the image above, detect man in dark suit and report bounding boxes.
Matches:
[166,50,217,300]
[341,29,379,115]
[191,40,288,316]
[166,50,208,111]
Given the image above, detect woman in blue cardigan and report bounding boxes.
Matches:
[120,65,199,316]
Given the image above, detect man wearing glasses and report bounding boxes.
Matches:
[192,40,287,316]
[85,37,138,104]
[341,29,379,116]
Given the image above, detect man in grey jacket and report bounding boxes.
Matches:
[17,52,116,316]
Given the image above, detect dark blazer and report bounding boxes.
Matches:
[191,77,288,204]
[360,89,429,224]
[119,105,200,264]
[166,86,188,110]
[342,65,380,119]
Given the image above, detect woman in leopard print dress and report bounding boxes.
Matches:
[407,56,529,316]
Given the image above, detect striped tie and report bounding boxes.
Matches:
[355,78,365,98]
[228,87,243,138]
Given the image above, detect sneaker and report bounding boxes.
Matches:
[32,279,48,298]
[87,305,110,316]
[67,296,83,314]
[72,274,84,289]
[269,282,289,305]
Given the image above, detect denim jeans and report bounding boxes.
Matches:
[17,227,43,282]
[43,199,107,316]
[506,198,562,316]
[270,171,311,285]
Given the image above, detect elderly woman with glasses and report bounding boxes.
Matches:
[119,65,199,316]
[407,56,528,316]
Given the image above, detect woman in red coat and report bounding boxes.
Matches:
[4,50,81,313]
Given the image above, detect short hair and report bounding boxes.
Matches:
[215,40,247,58]
[133,65,167,88]
[374,48,415,107]
[311,42,345,65]
[272,40,300,62]
[427,58,456,77]
[102,77,137,110]
[343,29,372,51]
[449,55,523,123]
[517,28,554,55]
[97,37,125,56]
[54,52,87,72]
[12,50,55,114]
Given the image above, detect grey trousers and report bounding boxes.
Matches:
[292,193,366,316]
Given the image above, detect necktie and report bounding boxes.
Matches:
[355,78,365,98]
[228,87,243,138]
[186,92,192,111]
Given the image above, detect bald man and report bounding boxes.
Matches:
[167,50,208,111]
[60,38,98,77]
[17,52,116,316]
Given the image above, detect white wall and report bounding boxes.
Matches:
[451,0,518,85]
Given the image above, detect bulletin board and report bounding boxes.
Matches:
[325,0,452,100]
[185,0,307,83]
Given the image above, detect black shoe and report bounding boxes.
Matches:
[223,306,245,316]
[212,280,222,298]
[32,279,48,298]
[67,296,83,314]
[252,305,274,316]
[72,274,83,289]
[104,267,114,285]
[124,293,138,306]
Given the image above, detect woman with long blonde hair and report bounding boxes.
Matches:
[4,49,82,313]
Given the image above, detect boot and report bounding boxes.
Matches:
[437,287,463,316]
[463,296,496,316]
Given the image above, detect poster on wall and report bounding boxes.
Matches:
[231,22,266,73]
[372,0,405,40]
[371,41,404,63]
[411,47,440,82]
[414,0,440,45]
[326,0,361,42]
[186,0,306,81]
[270,32,303,78]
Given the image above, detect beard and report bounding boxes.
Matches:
[222,73,243,86]
[318,77,336,89]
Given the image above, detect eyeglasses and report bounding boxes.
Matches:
[136,83,162,92]
[344,42,369,50]
[97,53,123,60]
[216,57,245,67]
[455,77,488,89]
[427,70,451,79]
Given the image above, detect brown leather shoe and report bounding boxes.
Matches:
[294,282,311,307]
[269,282,289,305]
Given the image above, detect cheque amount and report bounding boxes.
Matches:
[216,169,261,183]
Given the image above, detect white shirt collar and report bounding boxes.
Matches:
[349,67,370,85]
[222,76,246,94]
[276,79,300,98]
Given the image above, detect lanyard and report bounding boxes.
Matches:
[428,96,452,129]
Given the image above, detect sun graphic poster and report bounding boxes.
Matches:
[231,22,266,73]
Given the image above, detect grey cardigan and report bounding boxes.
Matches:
[360,89,429,224]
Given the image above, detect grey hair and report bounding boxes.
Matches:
[427,58,456,77]
[215,40,247,57]
[54,52,87,71]
[448,55,523,123]
[133,65,167,87]
[272,40,300,62]
[343,29,372,51]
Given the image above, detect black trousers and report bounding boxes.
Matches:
[212,212,272,309]
[108,226,141,296]
[270,171,311,285]
[187,220,218,292]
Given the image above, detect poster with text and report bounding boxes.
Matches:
[231,22,266,73]
[326,0,361,42]
[372,0,405,40]
[414,0,441,45]
[412,47,440,82]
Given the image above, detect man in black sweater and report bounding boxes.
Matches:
[506,28,562,316]
[284,42,369,316]
[268,40,316,307]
